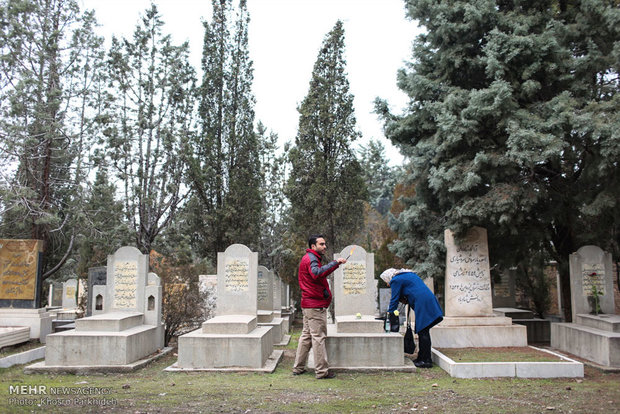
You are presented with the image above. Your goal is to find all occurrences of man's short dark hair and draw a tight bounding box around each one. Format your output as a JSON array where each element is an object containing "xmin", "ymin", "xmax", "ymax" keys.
[{"xmin": 308, "ymin": 234, "xmax": 325, "ymax": 249}]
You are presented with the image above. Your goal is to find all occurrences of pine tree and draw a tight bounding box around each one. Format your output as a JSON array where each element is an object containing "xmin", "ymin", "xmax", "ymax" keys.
[
  {"xmin": 377, "ymin": 0, "xmax": 620, "ymax": 321},
  {"xmin": 185, "ymin": 0, "xmax": 262, "ymax": 260},
  {"xmin": 0, "ymin": 0, "xmax": 107, "ymax": 281},
  {"xmin": 286, "ymin": 20, "xmax": 367, "ymax": 254},
  {"xmin": 105, "ymin": 4, "xmax": 196, "ymax": 254}
]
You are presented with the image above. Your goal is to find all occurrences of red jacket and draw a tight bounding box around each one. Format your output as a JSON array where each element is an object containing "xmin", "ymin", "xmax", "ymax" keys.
[{"xmin": 298, "ymin": 249, "xmax": 340, "ymax": 308}]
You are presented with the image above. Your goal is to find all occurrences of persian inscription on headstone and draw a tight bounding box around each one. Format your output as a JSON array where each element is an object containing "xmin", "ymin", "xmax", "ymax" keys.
[
  {"xmin": 225, "ymin": 258, "xmax": 249, "ymax": 292},
  {"xmin": 343, "ymin": 262, "xmax": 367, "ymax": 295},
  {"xmin": 444, "ymin": 227, "xmax": 493, "ymax": 317},
  {"xmin": 257, "ymin": 270, "xmax": 268, "ymax": 302},
  {"xmin": 113, "ymin": 260, "xmax": 138, "ymax": 309},
  {"xmin": 582, "ymin": 263, "xmax": 605, "ymax": 296},
  {"xmin": 0, "ymin": 239, "xmax": 42, "ymax": 300}
]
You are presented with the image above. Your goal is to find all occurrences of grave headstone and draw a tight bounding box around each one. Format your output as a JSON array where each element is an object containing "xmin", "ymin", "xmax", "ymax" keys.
[
  {"xmin": 49, "ymin": 282, "xmax": 63, "ymax": 307},
  {"xmin": 61, "ymin": 279, "xmax": 78, "ymax": 309},
  {"xmin": 216, "ymin": 244, "xmax": 257, "ymax": 316},
  {"xmin": 432, "ymin": 227, "xmax": 527, "ymax": 348},
  {"xmin": 0, "ymin": 239, "xmax": 51, "ymax": 342},
  {"xmin": 87, "ymin": 266, "xmax": 107, "ymax": 316},
  {"xmin": 334, "ymin": 245, "xmax": 377, "ymax": 317},
  {"xmin": 492, "ymin": 268, "xmax": 516, "ymax": 308},
  {"xmin": 257, "ymin": 265, "xmax": 274, "ymax": 312},
  {"xmin": 173, "ymin": 244, "xmax": 279, "ymax": 371},
  {"xmin": 0, "ymin": 239, "xmax": 44, "ymax": 308},
  {"xmin": 569, "ymin": 245, "xmax": 615, "ymax": 319},
  {"xmin": 104, "ymin": 247, "xmax": 148, "ymax": 313},
  {"xmin": 444, "ymin": 227, "xmax": 493, "ymax": 317},
  {"xmin": 31, "ymin": 246, "xmax": 165, "ymax": 371},
  {"xmin": 551, "ymin": 246, "xmax": 619, "ymax": 367},
  {"xmin": 272, "ymin": 272, "xmax": 282, "ymax": 315}
]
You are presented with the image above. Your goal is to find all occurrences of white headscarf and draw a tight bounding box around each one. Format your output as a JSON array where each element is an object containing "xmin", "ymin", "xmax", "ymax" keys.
[{"xmin": 379, "ymin": 268, "xmax": 413, "ymax": 286}]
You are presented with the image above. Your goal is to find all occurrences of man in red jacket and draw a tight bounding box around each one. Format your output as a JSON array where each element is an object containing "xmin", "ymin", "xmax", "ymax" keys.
[{"xmin": 292, "ymin": 234, "xmax": 346, "ymax": 379}]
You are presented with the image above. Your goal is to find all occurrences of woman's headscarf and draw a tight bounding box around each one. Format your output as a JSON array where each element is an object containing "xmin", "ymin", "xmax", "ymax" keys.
[{"xmin": 379, "ymin": 268, "xmax": 413, "ymax": 286}]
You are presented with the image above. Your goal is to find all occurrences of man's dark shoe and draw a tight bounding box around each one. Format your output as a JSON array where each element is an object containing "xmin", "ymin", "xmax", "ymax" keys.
[
  {"xmin": 414, "ymin": 360, "xmax": 433, "ymax": 369},
  {"xmin": 292, "ymin": 369, "xmax": 307, "ymax": 375},
  {"xmin": 316, "ymin": 371, "xmax": 336, "ymax": 379}
]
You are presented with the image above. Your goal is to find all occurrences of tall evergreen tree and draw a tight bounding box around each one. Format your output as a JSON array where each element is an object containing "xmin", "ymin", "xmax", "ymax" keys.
[
  {"xmin": 0, "ymin": 0, "xmax": 106, "ymax": 280},
  {"xmin": 105, "ymin": 4, "xmax": 195, "ymax": 254},
  {"xmin": 377, "ymin": 0, "xmax": 619, "ymax": 321},
  {"xmin": 185, "ymin": 0, "xmax": 262, "ymax": 259},
  {"xmin": 286, "ymin": 20, "xmax": 367, "ymax": 255}
]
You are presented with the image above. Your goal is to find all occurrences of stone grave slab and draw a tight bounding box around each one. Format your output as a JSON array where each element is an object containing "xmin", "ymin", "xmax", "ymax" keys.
[
  {"xmin": 28, "ymin": 246, "xmax": 165, "ymax": 372},
  {"xmin": 551, "ymin": 245, "xmax": 619, "ymax": 367},
  {"xmin": 172, "ymin": 244, "xmax": 278, "ymax": 371},
  {"xmin": 0, "ymin": 239, "xmax": 51, "ymax": 342},
  {"xmin": 432, "ymin": 228, "xmax": 527, "ymax": 348}
]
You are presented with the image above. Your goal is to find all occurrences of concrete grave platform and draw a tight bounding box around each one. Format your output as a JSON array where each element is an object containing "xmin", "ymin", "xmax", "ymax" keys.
[
  {"xmin": 335, "ymin": 315, "xmax": 384, "ymax": 333},
  {"xmin": 432, "ymin": 347, "xmax": 584, "ymax": 378},
  {"xmin": 202, "ymin": 314, "xmax": 257, "ymax": 334},
  {"xmin": 494, "ymin": 308, "xmax": 550, "ymax": 343},
  {"xmin": 166, "ymin": 349, "xmax": 283, "ymax": 373},
  {"xmin": 258, "ymin": 317, "xmax": 288, "ymax": 346},
  {"xmin": 42, "ymin": 323, "xmax": 164, "ymax": 366},
  {"xmin": 174, "ymin": 325, "xmax": 277, "ymax": 370},
  {"xmin": 25, "ymin": 347, "xmax": 173, "ymax": 374},
  {"xmin": 0, "ymin": 308, "xmax": 52, "ymax": 343},
  {"xmin": 318, "ymin": 324, "xmax": 414, "ymax": 370},
  {"xmin": 0, "ymin": 345, "xmax": 45, "ymax": 368},
  {"xmin": 0, "ymin": 326, "xmax": 30, "ymax": 349},
  {"xmin": 431, "ymin": 316, "xmax": 528, "ymax": 348},
  {"xmin": 551, "ymin": 314, "xmax": 620, "ymax": 368}
]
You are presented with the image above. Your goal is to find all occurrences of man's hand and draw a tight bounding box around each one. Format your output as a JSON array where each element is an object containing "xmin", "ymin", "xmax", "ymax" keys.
[{"xmin": 337, "ymin": 258, "xmax": 347, "ymax": 264}]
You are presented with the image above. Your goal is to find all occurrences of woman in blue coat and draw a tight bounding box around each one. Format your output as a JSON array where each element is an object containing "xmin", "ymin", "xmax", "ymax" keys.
[{"xmin": 380, "ymin": 268, "xmax": 443, "ymax": 368}]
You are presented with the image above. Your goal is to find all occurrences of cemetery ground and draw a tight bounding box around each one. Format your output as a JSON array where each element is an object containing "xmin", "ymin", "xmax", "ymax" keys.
[{"xmin": 0, "ymin": 328, "xmax": 619, "ymax": 413}]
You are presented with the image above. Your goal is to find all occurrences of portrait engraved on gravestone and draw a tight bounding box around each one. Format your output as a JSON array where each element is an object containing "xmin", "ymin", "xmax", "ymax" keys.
[
  {"xmin": 113, "ymin": 260, "xmax": 138, "ymax": 309},
  {"xmin": 225, "ymin": 258, "xmax": 249, "ymax": 292}
]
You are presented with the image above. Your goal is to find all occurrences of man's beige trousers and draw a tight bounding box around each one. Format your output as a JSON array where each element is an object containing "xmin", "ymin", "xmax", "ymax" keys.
[{"xmin": 293, "ymin": 307, "xmax": 329, "ymax": 378}]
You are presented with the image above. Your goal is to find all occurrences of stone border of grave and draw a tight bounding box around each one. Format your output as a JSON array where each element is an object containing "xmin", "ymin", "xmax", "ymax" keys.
[
  {"xmin": 0, "ymin": 346, "xmax": 45, "ymax": 368},
  {"xmin": 164, "ymin": 349, "xmax": 283, "ymax": 373},
  {"xmin": 431, "ymin": 346, "xmax": 584, "ymax": 378},
  {"xmin": 24, "ymin": 346, "xmax": 174, "ymax": 374}
]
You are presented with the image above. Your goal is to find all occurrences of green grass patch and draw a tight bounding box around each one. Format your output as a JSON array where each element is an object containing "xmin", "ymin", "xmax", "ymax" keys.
[
  {"xmin": 0, "ymin": 328, "xmax": 618, "ymax": 413},
  {"xmin": 436, "ymin": 347, "xmax": 566, "ymax": 362}
]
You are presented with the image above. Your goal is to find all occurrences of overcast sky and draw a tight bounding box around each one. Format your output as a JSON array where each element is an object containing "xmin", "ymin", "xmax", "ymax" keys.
[{"xmin": 81, "ymin": 0, "xmax": 420, "ymax": 165}]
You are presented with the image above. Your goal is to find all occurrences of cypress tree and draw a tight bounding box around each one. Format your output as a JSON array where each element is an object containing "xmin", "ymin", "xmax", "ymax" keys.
[
  {"xmin": 186, "ymin": 0, "xmax": 262, "ymax": 259},
  {"xmin": 286, "ymin": 20, "xmax": 367, "ymax": 254}
]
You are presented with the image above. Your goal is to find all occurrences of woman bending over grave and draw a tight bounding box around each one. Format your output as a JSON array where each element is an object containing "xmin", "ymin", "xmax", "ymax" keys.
[{"xmin": 380, "ymin": 268, "xmax": 443, "ymax": 368}]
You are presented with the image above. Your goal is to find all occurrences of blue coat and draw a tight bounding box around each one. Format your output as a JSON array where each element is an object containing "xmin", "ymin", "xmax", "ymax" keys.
[{"xmin": 388, "ymin": 272, "xmax": 443, "ymax": 333}]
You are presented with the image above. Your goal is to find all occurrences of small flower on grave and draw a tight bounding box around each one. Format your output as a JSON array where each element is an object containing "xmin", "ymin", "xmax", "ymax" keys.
[
  {"xmin": 356, "ymin": 313, "xmax": 361, "ymax": 319},
  {"xmin": 393, "ymin": 310, "xmax": 399, "ymax": 316}
]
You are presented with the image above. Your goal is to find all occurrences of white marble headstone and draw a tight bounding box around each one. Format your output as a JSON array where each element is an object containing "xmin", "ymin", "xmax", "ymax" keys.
[
  {"xmin": 216, "ymin": 244, "xmax": 258, "ymax": 316},
  {"xmin": 62, "ymin": 279, "xmax": 78, "ymax": 309},
  {"xmin": 569, "ymin": 245, "xmax": 615, "ymax": 319},
  {"xmin": 334, "ymin": 245, "xmax": 377, "ymax": 317},
  {"xmin": 444, "ymin": 227, "xmax": 493, "ymax": 317},
  {"xmin": 257, "ymin": 265, "xmax": 274, "ymax": 311},
  {"xmin": 105, "ymin": 246, "xmax": 148, "ymax": 313}
]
